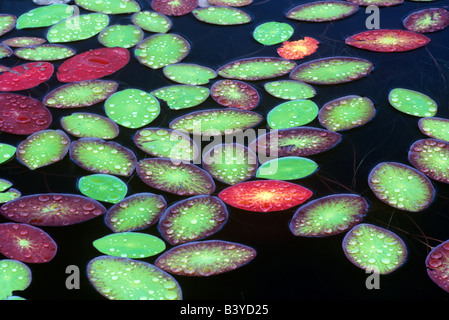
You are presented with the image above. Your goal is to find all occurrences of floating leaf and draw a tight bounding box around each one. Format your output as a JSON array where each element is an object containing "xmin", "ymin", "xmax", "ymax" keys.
[
  {"xmin": 345, "ymin": 29, "xmax": 430, "ymax": 52},
  {"xmin": 70, "ymin": 138, "xmax": 137, "ymax": 177},
  {"xmin": 57, "ymin": 47, "xmax": 130, "ymax": 82},
  {"xmin": 203, "ymin": 143, "xmax": 257, "ymax": 185},
  {"xmin": 0, "ymin": 14, "xmax": 16, "ymax": 37},
  {"xmin": 134, "ymin": 33, "xmax": 190, "ymax": 69},
  {"xmin": 93, "ymin": 232, "xmax": 166, "ymax": 258},
  {"xmin": 132, "ymin": 11, "xmax": 172, "ymax": 33},
  {"xmin": 87, "ymin": 256, "xmax": 182, "ymax": 300},
  {"xmin": 47, "ymin": 13, "xmax": 110, "ymax": 43},
  {"xmin": 14, "ymin": 44, "xmax": 76, "ymax": 61},
  {"xmin": 61, "ymin": 112, "xmax": 119, "ymax": 140},
  {"xmin": 169, "ymin": 108, "xmax": 263, "ymax": 136},
  {"xmin": 218, "ymin": 57, "xmax": 297, "ymax": 81},
  {"xmin": 0, "ymin": 178, "xmax": 21, "ymax": 204},
  {"xmin": 277, "ymin": 37, "xmax": 320, "ymax": 60},
  {"xmin": 253, "ymin": 21, "xmax": 294, "ymax": 45},
  {"xmin": 256, "ymin": 156, "xmax": 318, "ymax": 180},
  {"xmin": 0, "ymin": 143, "xmax": 16, "ymax": 165},
  {"xmin": 16, "ymin": 4, "xmax": 74, "ymax": 29},
  {"xmin": 408, "ymin": 139, "xmax": 449, "ymax": 184},
  {"xmin": 211, "ymin": 80, "xmax": 259, "ymax": 110},
  {"xmin": 75, "ymin": 0, "xmax": 140, "ymax": 14},
  {"xmin": 192, "ymin": 7, "xmax": 252, "ymax": 25},
  {"xmin": 163, "ymin": 63, "xmax": 216, "ymax": 85},
  {"xmin": 105, "ymin": 193, "xmax": 167, "ymax": 233},
  {"xmin": 16, "ymin": 129, "xmax": 70, "ymax": 170},
  {"xmin": 44, "ymin": 80, "xmax": 118, "ymax": 109},
  {"xmin": 267, "ymin": 99, "xmax": 319, "ymax": 129},
  {"xmin": 264, "ymin": 80, "xmax": 316, "ymax": 100},
  {"xmin": 133, "ymin": 127, "xmax": 199, "ymax": 162},
  {"xmin": 0, "ymin": 193, "xmax": 107, "ymax": 226},
  {"xmin": 368, "ymin": 162, "xmax": 435, "ymax": 212},
  {"xmin": 342, "ymin": 223, "xmax": 407, "ymax": 274},
  {"xmin": 3, "ymin": 37, "xmax": 46, "ymax": 48},
  {"xmin": 418, "ymin": 117, "xmax": 449, "ymax": 142},
  {"xmin": 403, "ymin": 8, "xmax": 449, "ymax": 33},
  {"xmin": 0, "ymin": 44, "xmax": 12, "ymax": 59},
  {"xmin": 151, "ymin": 85, "xmax": 209, "ymax": 110},
  {"xmin": 137, "ymin": 158, "xmax": 215, "ymax": 196},
  {"xmin": 105, "ymin": 89, "xmax": 160, "ymax": 128},
  {"xmin": 346, "ymin": 0, "xmax": 403, "ymax": 5},
  {"xmin": 287, "ymin": 1, "xmax": 358, "ymax": 22},
  {"xmin": 98, "ymin": 24, "xmax": 144, "ymax": 48},
  {"xmin": 388, "ymin": 88, "xmax": 437, "ymax": 117},
  {"xmin": 426, "ymin": 239, "xmax": 449, "ymax": 293},
  {"xmin": 155, "ymin": 240, "xmax": 256, "ymax": 276},
  {"xmin": 290, "ymin": 194, "xmax": 367, "ymax": 237},
  {"xmin": 0, "ymin": 62, "xmax": 54, "ymax": 91},
  {"xmin": 0, "ymin": 93, "xmax": 52, "ymax": 135},
  {"xmin": 0, "ymin": 259, "xmax": 31, "ymax": 300},
  {"xmin": 78, "ymin": 174, "xmax": 128, "ymax": 204},
  {"xmin": 290, "ymin": 56, "xmax": 373, "ymax": 85},
  {"xmin": 208, "ymin": 0, "xmax": 253, "ymax": 6},
  {"xmin": 250, "ymin": 127, "xmax": 342, "ymax": 159},
  {"xmin": 151, "ymin": 0, "xmax": 198, "ymax": 16},
  {"xmin": 0, "ymin": 223, "xmax": 57, "ymax": 263},
  {"xmin": 158, "ymin": 195, "xmax": 228, "ymax": 245},
  {"xmin": 318, "ymin": 95, "xmax": 376, "ymax": 131},
  {"xmin": 33, "ymin": 0, "xmax": 72, "ymax": 4},
  {"xmin": 218, "ymin": 180, "xmax": 313, "ymax": 212}
]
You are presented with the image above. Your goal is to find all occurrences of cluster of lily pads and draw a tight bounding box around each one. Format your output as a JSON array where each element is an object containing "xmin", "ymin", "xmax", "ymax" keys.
[{"xmin": 0, "ymin": 0, "xmax": 448, "ymax": 300}]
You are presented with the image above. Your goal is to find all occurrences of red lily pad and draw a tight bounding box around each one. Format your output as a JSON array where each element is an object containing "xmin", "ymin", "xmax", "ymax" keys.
[
  {"xmin": 0, "ymin": 223, "xmax": 57, "ymax": 263},
  {"xmin": 403, "ymin": 8, "xmax": 449, "ymax": 33},
  {"xmin": 0, "ymin": 93, "xmax": 52, "ymax": 135},
  {"xmin": 426, "ymin": 239, "xmax": 449, "ymax": 293},
  {"xmin": 0, "ymin": 62, "xmax": 54, "ymax": 91},
  {"xmin": 0, "ymin": 193, "xmax": 107, "ymax": 226},
  {"xmin": 345, "ymin": 29, "xmax": 430, "ymax": 52},
  {"xmin": 218, "ymin": 180, "xmax": 313, "ymax": 212},
  {"xmin": 210, "ymin": 79, "xmax": 260, "ymax": 110},
  {"xmin": 151, "ymin": 0, "xmax": 198, "ymax": 16},
  {"xmin": 57, "ymin": 47, "xmax": 130, "ymax": 82}
]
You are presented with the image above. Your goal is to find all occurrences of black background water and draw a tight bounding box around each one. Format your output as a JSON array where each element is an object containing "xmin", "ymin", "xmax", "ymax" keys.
[{"xmin": 0, "ymin": 0, "xmax": 448, "ymax": 303}]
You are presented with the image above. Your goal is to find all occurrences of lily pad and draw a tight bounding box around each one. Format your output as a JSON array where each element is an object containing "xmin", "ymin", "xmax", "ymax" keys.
[
  {"xmin": 208, "ymin": 0, "xmax": 253, "ymax": 6},
  {"xmin": 346, "ymin": 0, "xmax": 403, "ymax": 6},
  {"xmin": 202, "ymin": 143, "xmax": 258, "ymax": 185},
  {"xmin": 256, "ymin": 156, "xmax": 318, "ymax": 180},
  {"xmin": 105, "ymin": 193, "xmax": 167, "ymax": 233},
  {"xmin": 264, "ymin": 80, "xmax": 316, "ymax": 100},
  {"xmin": 408, "ymin": 139, "xmax": 449, "ymax": 184},
  {"xmin": 169, "ymin": 108, "xmax": 263, "ymax": 136},
  {"xmin": 342, "ymin": 223, "xmax": 408, "ymax": 274},
  {"xmin": 137, "ymin": 158, "xmax": 216, "ymax": 196},
  {"xmin": 290, "ymin": 56, "xmax": 373, "ymax": 85},
  {"xmin": 418, "ymin": 117, "xmax": 449, "ymax": 142},
  {"xmin": 0, "ymin": 44, "xmax": 12, "ymax": 59},
  {"xmin": 87, "ymin": 256, "xmax": 182, "ymax": 300},
  {"xmin": 105, "ymin": 89, "xmax": 160, "ymax": 128},
  {"xmin": 151, "ymin": 0, "xmax": 198, "ymax": 16},
  {"xmin": 75, "ymin": 0, "xmax": 140, "ymax": 14},
  {"xmin": 426, "ymin": 239, "xmax": 449, "ymax": 293},
  {"xmin": 16, "ymin": 4, "xmax": 74, "ymax": 29},
  {"xmin": 155, "ymin": 240, "xmax": 256, "ymax": 276},
  {"xmin": 44, "ymin": 80, "xmax": 118, "ymax": 108},
  {"xmin": 47, "ymin": 13, "xmax": 110, "ymax": 43},
  {"xmin": 0, "ymin": 259, "xmax": 31, "ymax": 300},
  {"xmin": 0, "ymin": 62, "xmax": 54, "ymax": 91},
  {"xmin": 163, "ymin": 63, "xmax": 216, "ymax": 85},
  {"xmin": 345, "ymin": 29, "xmax": 430, "ymax": 52},
  {"xmin": 192, "ymin": 6, "xmax": 252, "ymax": 25},
  {"xmin": 218, "ymin": 180, "xmax": 313, "ymax": 212},
  {"xmin": 132, "ymin": 11, "xmax": 172, "ymax": 33},
  {"xmin": 78, "ymin": 174, "xmax": 128, "ymax": 204},
  {"xmin": 14, "ymin": 44, "xmax": 76, "ymax": 61},
  {"xmin": 368, "ymin": 162, "xmax": 435, "ymax": 212},
  {"xmin": 2, "ymin": 37, "xmax": 46, "ymax": 48},
  {"xmin": 158, "ymin": 195, "xmax": 229, "ymax": 245},
  {"xmin": 0, "ymin": 193, "xmax": 107, "ymax": 226},
  {"xmin": 98, "ymin": 24, "xmax": 144, "ymax": 48},
  {"xmin": 267, "ymin": 99, "xmax": 319, "ymax": 129},
  {"xmin": 0, "ymin": 143, "xmax": 16, "ymax": 165},
  {"xmin": 61, "ymin": 112, "xmax": 119, "ymax": 140},
  {"xmin": 388, "ymin": 88, "xmax": 437, "ymax": 117},
  {"xmin": 211, "ymin": 79, "xmax": 259, "ymax": 110},
  {"xmin": 277, "ymin": 37, "xmax": 320, "ymax": 60},
  {"xmin": 151, "ymin": 85, "xmax": 209, "ymax": 110},
  {"xmin": 218, "ymin": 57, "xmax": 297, "ymax": 81},
  {"xmin": 70, "ymin": 138, "xmax": 137, "ymax": 177},
  {"xmin": 133, "ymin": 127, "xmax": 199, "ymax": 162},
  {"xmin": 287, "ymin": 1, "xmax": 358, "ymax": 22},
  {"xmin": 0, "ymin": 14, "xmax": 16, "ymax": 37},
  {"xmin": 403, "ymin": 8, "xmax": 449, "ymax": 33},
  {"xmin": 16, "ymin": 129, "xmax": 70, "ymax": 170},
  {"xmin": 93, "ymin": 232, "xmax": 166, "ymax": 258},
  {"xmin": 253, "ymin": 21, "xmax": 294, "ymax": 45},
  {"xmin": 290, "ymin": 194, "xmax": 368, "ymax": 237},
  {"xmin": 135, "ymin": 33, "xmax": 190, "ymax": 69},
  {"xmin": 318, "ymin": 95, "xmax": 376, "ymax": 131}
]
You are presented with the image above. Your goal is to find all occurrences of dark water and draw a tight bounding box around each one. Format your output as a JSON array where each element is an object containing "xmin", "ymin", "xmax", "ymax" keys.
[{"xmin": 0, "ymin": 0, "xmax": 449, "ymax": 305}]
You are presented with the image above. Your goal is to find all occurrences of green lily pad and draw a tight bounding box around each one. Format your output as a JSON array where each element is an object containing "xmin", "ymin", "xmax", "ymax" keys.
[
  {"xmin": 132, "ymin": 11, "xmax": 172, "ymax": 33},
  {"xmin": 3, "ymin": 37, "xmax": 46, "ymax": 48},
  {"xmin": 0, "ymin": 14, "xmax": 16, "ymax": 37},
  {"xmin": 388, "ymin": 88, "xmax": 437, "ymax": 117},
  {"xmin": 264, "ymin": 80, "xmax": 316, "ymax": 100},
  {"xmin": 151, "ymin": 85, "xmax": 209, "ymax": 110},
  {"xmin": 253, "ymin": 21, "xmax": 294, "ymax": 45},
  {"xmin": 0, "ymin": 44, "xmax": 12, "ymax": 59},
  {"xmin": 267, "ymin": 99, "xmax": 319, "ymax": 129},
  {"xmin": 287, "ymin": 1, "xmax": 359, "ymax": 22},
  {"xmin": 256, "ymin": 156, "xmax": 318, "ymax": 180},
  {"xmin": 16, "ymin": 4, "xmax": 74, "ymax": 29},
  {"xmin": 98, "ymin": 24, "xmax": 144, "ymax": 48},
  {"xmin": 0, "ymin": 143, "xmax": 16, "ymax": 165},
  {"xmin": 75, "ymin": 0, "xmax": 140, "ymax": 14},
  {"xmin": 0, "ymin": 259, "xmax": 32, "ymax": 300},
  {"xmin": 78, "ymin": 174, "xmax": 128, "ymax": 204},
  {"xmin": 14, "ymin": 44, "xmax": 76, "ymax": 61},
  {"xmin": 61, "ymin": 112, "xmax": 120, "ymax": 140},
  {"xmin": 418, "ymin": 117, "xmax": 449, "ymax": 142},
  {"xmin": 192, "ymin": 7, "xmax": 252, "ymax": 25},
  {"xmin": 163, "ymin": 63, "xmax": 217, "ymax": 85},
  {"xmin": 208, "ymin": 0, "xmax": 253, "ymax": 6},
  {"xmin": 409, "ymin": 139, "xmax": 449, "ymax": 184}
]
